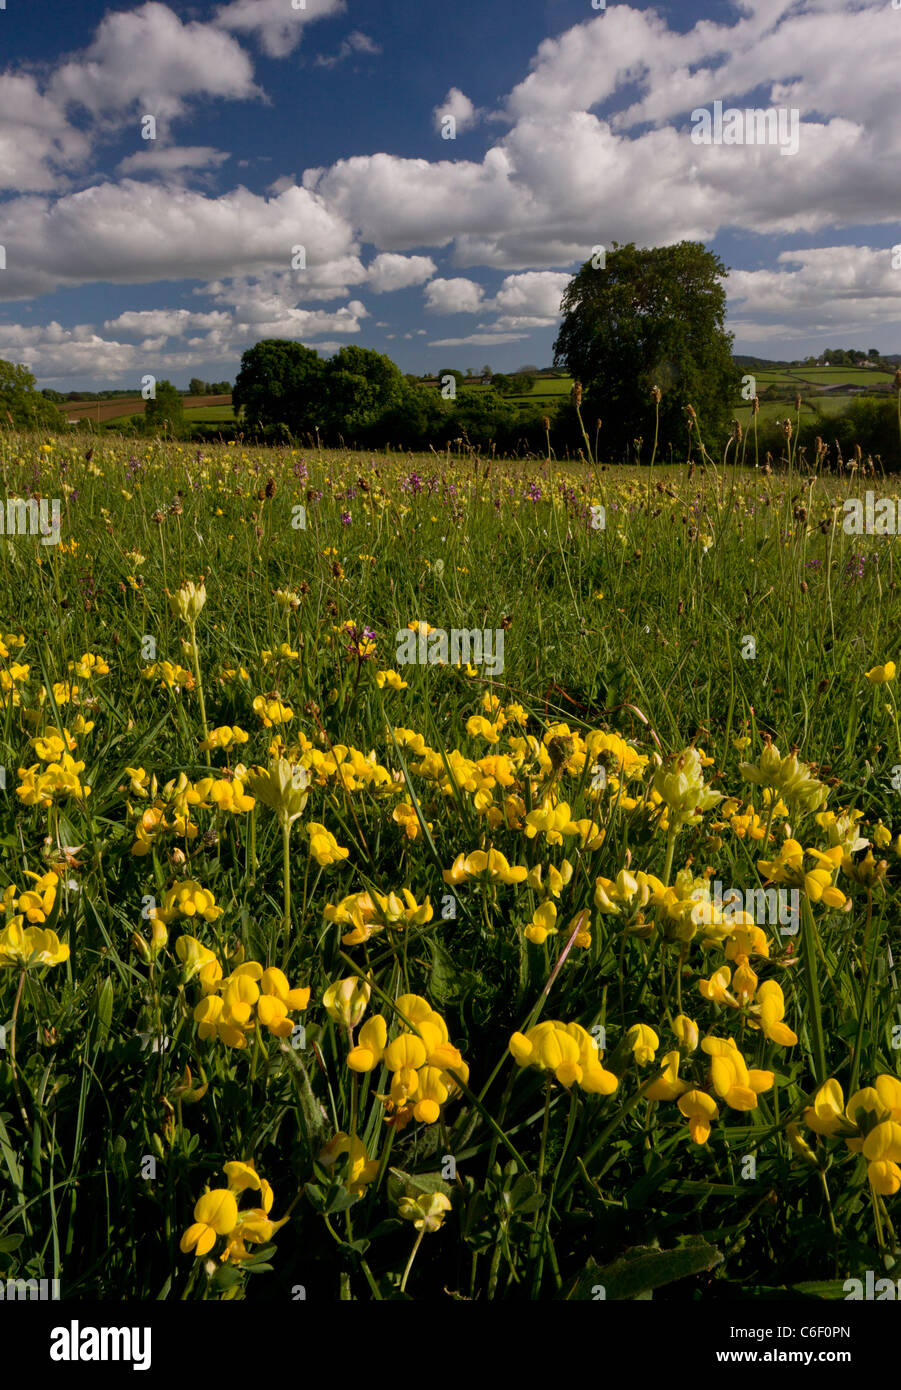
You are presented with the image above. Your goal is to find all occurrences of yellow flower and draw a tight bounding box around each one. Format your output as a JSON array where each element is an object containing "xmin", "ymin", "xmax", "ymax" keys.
[
  {"xmin": 168, "ymin": 578, "xmax": 207, "ymax": 627},
  {"xmin": 319, "ymin": 1133, "xmax": 380, "ymax": 1196},
  {"xmin": 307, "ymin": 823, "xmax": 350, "ymax": 867},
  {"xmin": 252, "ymin": 695, "xmax": 294, "ymax": 727},
  {"xmin": 753, "ymin": 979, "xmax": 798, "ymax": 1046},
  {"xmin": 527, "ymin": 860, "xmax": 573, "ymax": 898},
  {"xmin": 0, "ymin": 920, "xmax": 70, "ymax": 969},
  {"xmin": 199, "ymin": 725, "xmax": 250, "ymax": 752},
  {"xmin": 442, "ymin": 848, "xmax": 527, "ymax": 886},
  {"xmin": 803, "ymin": 1079, "xmax": 851, "ymax": 1136},
  {"xmin": 698, "ymin": 965, "xmax": 734, "ymax": 1005},
  {"xmin": 524, "ymin": 900, "xmax": 558, "ymax": 945},
  {"xmin": 323, "ymin": 976, "xmax": 371, "ymax": 1028},
  {"xmin": 524, "ymin": 799, "xmax": 577, "ymax": 844},
  {"xmin": 398, "ymin": 1191, "xmax": 451, "ymax": 1233},
  {"xmin": 509, "ymin": 1020, "xmax": 618, "ymax": 1093},
  {"xmin": 678, "ymin": 1090, "xmax": 718, "ymax": 1145},
  {"xmin": 646, "ymin": 1050, "xmax": 690, "ymax": 1102},
  {"xmin": 626, "ymin": 1024, "xmax": 659, "ymax": 1066},
  {"xmin": 651, "ymin": 746, "xmax": 722, "ymax": 827},
  {"xmin": 872, "ymin": 821, "xmax": 892, "ymax": 850},
  {"xmin": 865, "ymin": 661, "xmax": 896, "ymax": 684},
  {"xmin": 247, "ymin": 758, "xmax": 309, "ymax": 828},
  {"xmin": 702, "ymin": 1036, "xmax": 773, "ymax": 1111},
  {"xmin": 672, "ymin": 1015, "xmax": 699, "ymax": 1052},
  {"xmin": 68, "ymin": 652, "xmax": 109, "ymax": 680},
  {"xmin": 757, "ymin": 839, "xmax": 846, "ymax": 907},
  {"xmin": 150, "ymin": 879, "xmax": 222, "ymax": 925},
  {"xmin": 347, "ymin": 1015, "xmax": 388, "ymax": 1071},
  {"xmin": 175, "ymin": 934, "xmax": 223, "ymax": 990},
  {"xmin": 392, "ymin": 800, "xmax": 430, "ymax": 840},
  {"xmin": 180, "ymin": 1188, "xmax": 238, "ymax": 1257},
  {"xmin": 376, "ymin": 669, "xmax": 408, "ymax": 690},
  {"xmin": 867, "ymin": 1161, "xmax": 901, "ymax": 1195},
  {"xmin": 257, "ymin": 967, "xmax": 310, "ymax": 1036}
]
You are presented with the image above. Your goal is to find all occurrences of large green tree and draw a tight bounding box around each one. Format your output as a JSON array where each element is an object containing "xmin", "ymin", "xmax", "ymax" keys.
[
  {"xmin": 144, "ymin": 379, "xmax": 184, "ymax": 436},
  {"xmin": 0, "ymin": 359, "xmax": 65, "ymax": 429},
  {"xmin": 553, "ymin": 241, "xmax": 741, "ymax": 459},
  {"xmin": 320, "ymin": 346, "xmax": 408, "ymax": 443},
  {"xmin": 232, "ymin": 340, "xmax": 324, "ymax": 438}
]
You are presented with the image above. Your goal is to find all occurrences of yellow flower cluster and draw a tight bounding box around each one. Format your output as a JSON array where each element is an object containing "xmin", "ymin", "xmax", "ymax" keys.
[
  {"xmin": 341, "ymin": 990, "xmax": 468, "ymax": 1127},
  {"xmin": 127, "ymin": 769, "xmax": 255, "ymax": 854},
  {"xmin": 799, "ymin": 1076, "xmax": 901, "ymax": 1194},
  {"xmin": 142, "ymin": 660, "xmax": 195, "ymax": 691},
  {"xmin": 180, "ymin": 1160, "xmax": 288, "ymax": 1262},
  {"xmin": 647, "ymin": 1035, "xmax": 774, "ymax": 1144},
  {"xmin": 0, "ymin": 919, "xmax": 69, "ymax": 968},
  {"xmin": 2, "ymin": 869, "xmax": 59, "ymax": 924},
  {"xmin": 738, "ymin": 741, "xmax": 828, "ymax": 813},
  {"xmin": 699, "ymin": 966, "xmax": 798, "ymax": 1046},
  {"xmin": 324, "ymin": 889, "xmax": 433, "ymax": 946},
  {"xmin": 252, "ymin": 695, "xmax": 293, "ymax": 726},
  {"xmin": 67, "ymin": 652, "xmax": 109, "ymax": 679},
  {"xmin": 757, "ymin": 840, "xmax": 847, "ymax": 907},
  {"xmin": 189, "ymin": 952, "xmax": 310, "ymax": 1049},
  {"xmin": 443, "ymin": 848, "xmax": 527, "ymax": 885},
  {"xmin": 267, "ymin": 737, "xmax": 395, "ymax": 796},
  {"xmin": 509, "ymin": 1021, "xmax": 619, "ymax": 1092},
  {"xmin": 149, "ymin": 880, "xmax": 223, "ymax": 925},
  {"xmin": 0, "ymin": 658, "xmax": 30, "ymax": 709},
  {"xmin": 17, "ymin": 753, "xmax": 91, "ymax": 807},
  {"xmin": 198, "ymin": 725, "xmax": 249, "ymax": 752}
]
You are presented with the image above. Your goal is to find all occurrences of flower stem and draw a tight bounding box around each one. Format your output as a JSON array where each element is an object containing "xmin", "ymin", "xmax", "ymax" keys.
[
  {"xmin": 800, "ymin": 894, "xmax": 827, "ymax": 1086},
  {"xmin": 399, "ymin": 1227, "xmax": 425, "ymax": 1294}
]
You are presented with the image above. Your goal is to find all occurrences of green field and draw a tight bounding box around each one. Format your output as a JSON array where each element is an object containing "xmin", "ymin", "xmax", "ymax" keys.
[
  {"xmin": 1, "ymin": 428, "xmax": 900, "ymax": 1303},
  {"xmin": 183, "ymin": 404, "xmax": 237, "ymax": 422},
  {"xmin": 733, "ymin": 394, "xmax": 882, "ymax": 426},
  {"xmin": 746, "ymin": 366, "xmax": 895, "ymax": 390}
]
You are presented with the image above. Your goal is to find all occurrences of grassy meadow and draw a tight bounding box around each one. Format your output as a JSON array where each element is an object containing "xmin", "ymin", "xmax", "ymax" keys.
[{"xmin": 0, "ymin": 429, "xmax": 900, "ymax": 1301}]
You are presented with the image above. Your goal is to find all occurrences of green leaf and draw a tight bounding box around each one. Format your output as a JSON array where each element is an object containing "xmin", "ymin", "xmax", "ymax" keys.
[
  {"xmin": 388, "ymin": 1167, "xmax": 454, "ymax": 1200},
  {"xmin": 564, "ymin": 1238, "xmax": 723, "ymax": 1300},
  {"xmin": 95, "ymin": 977, "xmax": 114, "ymax": 1043},
  {"xmin": 429, "ymin": 938, "xmax": 457, "ymax": 1005}
]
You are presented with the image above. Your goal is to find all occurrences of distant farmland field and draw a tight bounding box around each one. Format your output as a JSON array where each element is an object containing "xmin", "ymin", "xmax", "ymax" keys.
[
  {"xmin": 63, "ymin": 393, "xmax": 232, "ymax": 424},
  {"xmin": 733, "ymin": 393, "xmax": 879, "ymax": 426},
  {"xmin": 746, "ymin": 366, "xmax": 895, "ymax": 390}
]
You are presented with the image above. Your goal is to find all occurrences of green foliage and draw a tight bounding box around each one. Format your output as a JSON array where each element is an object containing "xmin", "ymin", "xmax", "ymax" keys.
[
  {"xmin": 553, "ymin": 241, "xmax": 742, "ymax": 459},
  {"xmin": 143, "ymin": 380, "xmax": 185, "ymax": 437},
  {"xmin": 0, "ymin": 359, "xmax": 66, "ymax": 430},
  {"xmin": 188, "ymin": 378, "xmax": 231, "ymax": 396},
  {"xmin": 0, "ymin": 432, "xmax": 899, "ymax": 1301},
  {"xmin": 232, "ymin": 339, "xmax": 325, "ymax": 439},
  {"xmin": 320, "ymin": 346, "xmax": 409, "ymax": 444}
]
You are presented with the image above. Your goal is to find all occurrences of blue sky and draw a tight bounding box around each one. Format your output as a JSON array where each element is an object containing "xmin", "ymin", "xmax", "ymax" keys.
[{"xmin": 1, "ymin": 0, "xmax": 900, "ymax": 388}]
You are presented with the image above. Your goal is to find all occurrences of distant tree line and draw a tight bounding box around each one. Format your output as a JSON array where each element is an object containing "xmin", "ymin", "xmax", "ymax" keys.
[
  {"xmin": 40, "ymin": 387, "xmax": 141, "ymax": 402},
  {"xmin": 187, "ymin": 378, "xmax": 231, "ymax": 395},
  {"xmin": 231, "ymin": 341, "xmax": 556, "ymax": 452}
]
